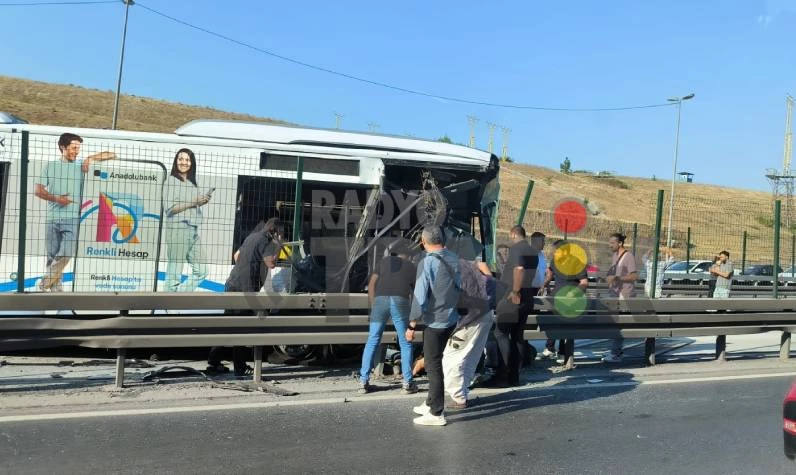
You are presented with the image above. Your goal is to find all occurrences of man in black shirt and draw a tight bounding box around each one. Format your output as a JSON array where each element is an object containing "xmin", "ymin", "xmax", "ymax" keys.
[
  {"xmin": 358, "ymin": 240, "xmax": 418, "ymax": 394},
  {"xmin": 493, "ymin": 225, "xmax": 538, "ymax": 387},
  {"xmin": 207, "ymin": 218, "xmax": 283, "ymax": 376}
]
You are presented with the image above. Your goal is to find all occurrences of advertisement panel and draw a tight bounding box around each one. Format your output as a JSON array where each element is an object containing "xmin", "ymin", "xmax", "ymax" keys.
[{"xmin": 73, "ymin": 161, "xmax": 165, "ymax": 292}]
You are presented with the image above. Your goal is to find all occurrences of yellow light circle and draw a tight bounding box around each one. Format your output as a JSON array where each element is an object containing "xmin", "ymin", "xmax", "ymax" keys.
[{"xmin": 552, "ymin": 242, "xmax": 588, "ymax": 277}]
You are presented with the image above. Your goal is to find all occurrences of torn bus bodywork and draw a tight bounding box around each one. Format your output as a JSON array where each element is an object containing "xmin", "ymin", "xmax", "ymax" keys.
[{"xmin": 285, "ymin": 155, "xmax": 501, "ymax": 295}]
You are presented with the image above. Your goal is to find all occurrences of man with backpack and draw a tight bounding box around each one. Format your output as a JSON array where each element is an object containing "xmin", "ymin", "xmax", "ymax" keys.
[
  {"xmin": 442, "ymin": 257, "xmax": 495, "ymax": 409},
  {"xmin": 407, "ymin": 226, "xmax": 461, "ymax": 427}
]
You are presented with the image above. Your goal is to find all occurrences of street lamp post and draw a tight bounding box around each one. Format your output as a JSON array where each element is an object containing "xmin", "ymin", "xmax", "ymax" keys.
[
  {"xmin": 666, "ymin": 93, "xmax": 695, "ymax": 247},
  {"xmin": 112, "ymin": 0, "xmax": 134, "ymax": 130}
]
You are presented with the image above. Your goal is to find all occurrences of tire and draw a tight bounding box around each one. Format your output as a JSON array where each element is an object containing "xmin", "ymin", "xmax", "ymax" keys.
[{"xmin": 269, "ymin": 344, "xmax": 318, "ymax": 365}]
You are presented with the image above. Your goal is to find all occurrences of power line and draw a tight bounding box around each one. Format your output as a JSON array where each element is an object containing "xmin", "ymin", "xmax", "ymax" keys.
[
  {"xmin": 0, "ymin": 1, "xmax": 115, "ymax": 5},
  {"xmin": 134, "ymin": 1, "xmax": 675, "ymax": 113}
]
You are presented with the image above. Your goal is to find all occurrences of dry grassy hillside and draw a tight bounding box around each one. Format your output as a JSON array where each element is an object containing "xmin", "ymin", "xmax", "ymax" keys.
[
  {"xmin": 0, "ymin": 75, "xmax": 288, "ymax": 132},
  {"xmin": 497, "ymin": 162, "xmax": 782, "ymax": 266},
  {"xmin": 2, "ymin": 75, "xmax": 784, "ymax": 265}
]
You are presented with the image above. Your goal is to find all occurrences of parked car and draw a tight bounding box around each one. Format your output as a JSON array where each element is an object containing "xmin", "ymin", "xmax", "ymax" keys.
[
  {"xmin": 665, "ymin": 260, "xmax": 714, "ymax": 274},
  {"xmin": 586, "ymin": 263, "xmax": 599, "ymax": 282},
  {"xmin": 661, "ymin": 259, "xmax": 714, "ymax": 284},
  {"xmin": 779, "ymin": 266, "xmax": 796, "ymax": 279},
  {"xmin": 784, "ymin": 380, "xmax": 796, "ymax": 460},
  {"xmin": 742, "ymin": 264, "xmax": 782, "ymax": 276},
  {"xmin": 0, "ymin": 111, "xmax": 27, "ymax": 124}
]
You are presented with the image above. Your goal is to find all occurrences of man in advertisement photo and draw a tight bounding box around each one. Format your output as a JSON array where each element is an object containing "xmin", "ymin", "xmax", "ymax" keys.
[{"xmin": 34, "ymin": 132, "xmax": 116, "ymax": 292}]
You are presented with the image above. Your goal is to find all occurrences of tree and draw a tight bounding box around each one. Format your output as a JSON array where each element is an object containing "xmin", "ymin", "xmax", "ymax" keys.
[
  {"xmin": 437, "ymin": 135, "xmax": 453, "ymax": 144},
  {"xmin": 560, "ymin": 156, "xmax": 572, "ymax": 174}
]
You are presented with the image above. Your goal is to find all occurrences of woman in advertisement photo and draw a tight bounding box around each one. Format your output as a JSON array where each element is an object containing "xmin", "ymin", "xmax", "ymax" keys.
[{"xmin": 163, "ymin": 148, "xmax": 211, "ymax": 292}]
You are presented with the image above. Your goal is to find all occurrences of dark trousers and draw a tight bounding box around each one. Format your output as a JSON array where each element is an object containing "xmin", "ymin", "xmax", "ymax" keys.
[
  {"xmin": 494, "ymin": 289, "xmax": 533, "ymax": 384},
  {"xmin": 208, "ymin": 344, "xmax": 250, "ymax": 371},
  {"xmin": 208, "ymin": 307, "xmax": 252, "ymax": 372},
  {"xmin": 423, "ymin": 325, "xmax": 454, "ymax": 416}
]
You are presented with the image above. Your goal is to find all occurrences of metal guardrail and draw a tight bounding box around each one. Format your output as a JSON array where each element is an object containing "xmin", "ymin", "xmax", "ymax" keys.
[
  {"xmin": 584, "ymin": 281, "xmax": 796, "ymax": 298},
  {"xmin": 3, "ymin": 293, "xmax": 796, "ymax": 386},
  {"xmin": 531, "ymin": 297, "xmax": 796, "ymax": 369}
]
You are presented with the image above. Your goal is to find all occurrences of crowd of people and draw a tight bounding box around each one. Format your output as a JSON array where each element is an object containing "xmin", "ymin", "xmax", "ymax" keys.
[{"xmin": 355, "ymin": 224, "xmax": 626, "ymax": 426}]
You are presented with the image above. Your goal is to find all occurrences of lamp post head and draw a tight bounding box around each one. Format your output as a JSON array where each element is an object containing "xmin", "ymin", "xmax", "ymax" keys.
[{"xmin": 668, "ymin": 93, "xmax": 695, "ymax": 103}]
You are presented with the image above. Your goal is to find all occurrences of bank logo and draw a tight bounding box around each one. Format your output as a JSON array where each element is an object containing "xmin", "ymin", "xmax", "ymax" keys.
[
  {"xmin": 80, "ymin": 192, "xmax": 160, "ymax": 244},
  {"xmin": 93, "ymin": 168, "xmax": 158, "ymax": 182}
]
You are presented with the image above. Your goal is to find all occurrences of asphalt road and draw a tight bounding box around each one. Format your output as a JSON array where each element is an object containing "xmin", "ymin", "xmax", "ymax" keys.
[{"xmin": 1, "ymin": 376, "xmax": 794, "ymax": 474}]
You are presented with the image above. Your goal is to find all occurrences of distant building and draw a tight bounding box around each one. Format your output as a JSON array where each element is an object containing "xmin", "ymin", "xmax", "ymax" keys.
[{"xmin": 678, "ymin": 171, "xmax": 694, "ymax": 183}]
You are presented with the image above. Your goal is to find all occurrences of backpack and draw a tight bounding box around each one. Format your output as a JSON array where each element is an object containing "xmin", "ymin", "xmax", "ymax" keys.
[{"xmin": 455, "ymin": 259, "xmax": 495, "ymax": 328}]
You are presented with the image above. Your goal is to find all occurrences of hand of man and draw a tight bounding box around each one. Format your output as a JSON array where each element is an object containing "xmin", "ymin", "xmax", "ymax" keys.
[
  {"xmin": 510, "ymin": 292, "xmax": 521, "ymax": 305},
  {"xmin": 56, "ymin": 194, "xmax": 73, "ymax": 206},
  {"xmin": 405, "ymin": 328, "xmax": 415, "ymax": 342},
  {"xmin": 81, "ymin": 158, "xmax": 91, "ymax": 173}
]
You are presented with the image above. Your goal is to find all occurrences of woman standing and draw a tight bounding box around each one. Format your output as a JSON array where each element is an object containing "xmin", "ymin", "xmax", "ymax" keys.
[{"xmin": 164, "ymin": 148, "xmax": 210, "ymax": 292}]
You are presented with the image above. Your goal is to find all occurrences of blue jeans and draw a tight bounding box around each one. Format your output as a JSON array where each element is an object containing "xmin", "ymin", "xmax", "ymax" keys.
[{"xmin": 359, "ymin": 296, "xmax": 413, "ymax": 384}]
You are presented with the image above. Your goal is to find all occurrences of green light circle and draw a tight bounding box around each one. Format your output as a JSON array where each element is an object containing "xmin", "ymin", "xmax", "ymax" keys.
[{"xmin": 553, "ymin": 285, "xmax": 587, "ymax": 319}]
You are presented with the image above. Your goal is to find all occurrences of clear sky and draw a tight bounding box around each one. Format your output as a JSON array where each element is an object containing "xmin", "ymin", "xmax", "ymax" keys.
[{"xmin": 2, "ymin": 0, "xmax": 795, "ymax": 191}]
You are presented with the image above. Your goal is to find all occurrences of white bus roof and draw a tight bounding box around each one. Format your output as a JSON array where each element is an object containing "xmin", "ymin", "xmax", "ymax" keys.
[{"xmin": 175, "ymin": 120, "xmax": 494, "ymax": 164}]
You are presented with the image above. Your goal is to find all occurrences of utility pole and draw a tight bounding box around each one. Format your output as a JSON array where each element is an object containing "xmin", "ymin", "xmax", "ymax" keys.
[
  {"xmin": 367, "ymin": 122, "xmax": 380, "ymax": 133},
  {"xmin": 333, "ymin": 112, "xmax": 344, "ymax": 130},
  {"xmin": 500, "ymin": 127, "xmax": 511, "ymax": 161},
  {"xmin": 112, "ymin": 0, "xmax": 134, "ymax": 130},
  {"xmin": 467, "ymin": 115, "xmax": 479, "ymax": 148},
  {"xmin": 486, "ymin": 122, "xmax": 497, "ymax": 154}
]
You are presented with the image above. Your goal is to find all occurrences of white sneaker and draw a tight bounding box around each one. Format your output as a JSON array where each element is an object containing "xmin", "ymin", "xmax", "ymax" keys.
[
  {"xmin": 413, "ymin": 412, "xmax": 447, "ymax": 426},
  {"xmin": 413, "ymin": 402, "xmax": 430, "ymax": 416},
  {"xmin": 602, "ymin": 352, "xmax": 623, "ymax": 363},
  {"xmin": 542, "ymin": 348, "xmax": 555, "ymax": 359}
]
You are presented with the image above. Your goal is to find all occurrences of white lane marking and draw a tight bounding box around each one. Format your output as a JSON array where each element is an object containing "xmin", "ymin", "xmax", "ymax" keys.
[{"xmin": 1, "ymin": 371, "xmax": 795, "ymax": 423}]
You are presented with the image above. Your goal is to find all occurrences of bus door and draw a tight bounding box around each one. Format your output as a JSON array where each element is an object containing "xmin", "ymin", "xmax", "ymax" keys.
[{"xmin": 72, "ymin": 160, "xmax": 166, "ymax": 292}]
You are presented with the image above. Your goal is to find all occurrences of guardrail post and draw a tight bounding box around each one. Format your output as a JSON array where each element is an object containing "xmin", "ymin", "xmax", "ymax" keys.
[
  {"xmin": 115, "ymin": 348, "xmax": 126, "ymax": 388},
  {"xmin": 17, "ymin": 131, "xmax": 29, "ymax": 293},
  {"xmin": 373, "ymin": 343, "xmax": 388, "ymax": 379},
  {"xmin": 516, "ymin": 180, "xmax": 534, "ymax": 227},
  {"xmin": 253, "ymin": 346, "xmax": 263, "ymax": 383},
  {"xmin": 781, "ymin": 332, "xmax": 792, "ymax": 361},
  {"xmin": 645, "ymin": 338, "xmax": 656, "ymax": 366},
  {"xmin": 715, "ymin": 335, "xmax": 727, "ymax": 362},
  {"xmin": 774, "ymin": 200, "xmax": 782, "ymax": 299},
  {"xmin": 741, "ymin": 231, "xmax": 747, "ymax": 274}
]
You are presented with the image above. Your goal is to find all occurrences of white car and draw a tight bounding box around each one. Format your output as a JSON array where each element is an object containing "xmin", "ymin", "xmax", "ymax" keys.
[
  {"xmin": 780, "ymin": 266, "xmax": 796, "ymax": 280},
  {"xmin": 662, "ymin": 260, "xmax": 714, "ymax": 284}
]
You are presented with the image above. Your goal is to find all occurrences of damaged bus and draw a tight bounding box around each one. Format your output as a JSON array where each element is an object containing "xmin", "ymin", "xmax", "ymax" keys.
[{"xmin": 0, "ymin": 119, "xmax": 499, "ymax": 360}]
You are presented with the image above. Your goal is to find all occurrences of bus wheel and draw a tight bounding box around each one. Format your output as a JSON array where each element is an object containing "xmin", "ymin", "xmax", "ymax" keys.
[{"xmin": 270, "ymin": 344, "xmax": 316, "ymax": 365}]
